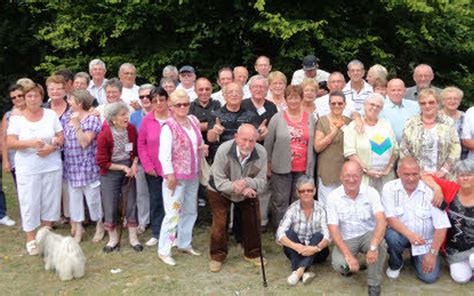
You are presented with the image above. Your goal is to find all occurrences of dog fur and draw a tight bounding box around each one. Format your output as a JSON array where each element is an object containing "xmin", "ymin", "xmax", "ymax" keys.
[{"xmin": 36, "ymin": 226, "xmax": 86, "ymax": 281}]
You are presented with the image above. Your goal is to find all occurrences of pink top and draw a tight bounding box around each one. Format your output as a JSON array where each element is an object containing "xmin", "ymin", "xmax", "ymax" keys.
[
  {"xmin": 284, "ymin": 111, "xmax": 309, "ymax": 172},
  {"xmin": 137, "ymin": 112, "xmax": 165, "ymax": 176}
]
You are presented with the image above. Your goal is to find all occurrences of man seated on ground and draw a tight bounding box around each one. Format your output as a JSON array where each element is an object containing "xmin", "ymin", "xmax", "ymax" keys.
[
  {"xmin": 207, "ymin": 124, "xmax": 268, "ymax": 272},
  {"xmin": 382, "ymin": 157, "xmax": 450, "ymax": 283},
  {"xmin": 291, "ymin": 55, "xmax": 330, "ymax": 86},
  {"xmin": 327, "ymin": 160, "xmax": 387, "ymax": 296}
]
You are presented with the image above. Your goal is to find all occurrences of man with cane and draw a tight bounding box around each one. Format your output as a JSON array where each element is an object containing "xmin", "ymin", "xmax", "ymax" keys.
[{"xmin": 207, "ymin": 124, "xmax": 268, "ymax": 279}]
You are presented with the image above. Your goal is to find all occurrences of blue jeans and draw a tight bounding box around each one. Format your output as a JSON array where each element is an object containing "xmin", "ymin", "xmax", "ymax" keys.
[
  {"xmin": 385, "ymin": 228, "xmax": 441, "ymax": 283},
  {"xmin": 145, "ymin": 173, "xmax": 164, "ymax": 239},
  {"xmin": 283, "ymin": 229, "xmax": 329, "ymax": 271}
]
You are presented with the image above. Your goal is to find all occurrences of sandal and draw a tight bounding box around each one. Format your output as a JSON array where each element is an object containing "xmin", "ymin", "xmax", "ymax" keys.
[{"xmin": 26, "ymin": 240, "xmax": 39, "ymax": 256}]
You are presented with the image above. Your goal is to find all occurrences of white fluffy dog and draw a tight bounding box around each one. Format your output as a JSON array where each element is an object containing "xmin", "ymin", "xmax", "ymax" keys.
[{"xmin": 36, "ymin": 226, "xmax": 86, "ymax": 281}]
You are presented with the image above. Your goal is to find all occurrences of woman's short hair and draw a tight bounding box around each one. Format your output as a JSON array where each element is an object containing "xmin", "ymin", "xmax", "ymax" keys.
[
  {"xmin": 368, "ymin": 64, "xmax": 388, "ymax": 80},
  {"xmin": 74, "ymin": 72, "xmax": 91, "ymax": 85},
  {"xmin": 16, "ymin": 78, "xmax": 35, "ymax": 89},
  {"xmin": 373, "ymin": 77, "xmax": 388, "ymax": 88},
  {"xmin": 104, "ymin": 78, "xmax": 123, "ymax": 93},
  {"xmin": 150, "ymin": 86, "xmax": 168, "ymax": 100},
  {"xmin": 329, "ymin": 91, "xmax": 346, "ymax": 103},
  {"xmin": 295, "ymin": 175, "xmax": 315, "ymax": 190},
  {"xmin": 454, "ymin": 159, "xmax": 474, "ymax": 175},
  {"xmin": 45, "ymin": 75, "xmax": 66, "ymax": 87},
  {"xmin": 268, "ymin": 71, "xmax": 287, "ymax": 86},
  {"xmin": 417, "ymin": 88, "xmax": 441, "ymax": 104},
  {"xmin": 365, "ymin": 93, "xmax": 385, "ymax": 108},
  {"xmin": 23, "ymin": 83, "xmax": 45, "ymax": 99},
  {"xmin": 104, "ymin": 102, "xmax": 129, "ymax": 125},
  {"xmin": 139, "ymin": 83, "xmax": 154, "ymax": 93},
  {"xmin": 169, "ymin": 89, "xmax": 189, "ymax": 105},
  {"xmin": 300, "ymin": 78, "xmax": 318, "ymax": 91},
  {"xmin": 440, "ymin": 86, "xmax": 464, "ymax": 101},
  {"xmin": 285, "ymin": 85, "xmax": 303, "ymax": 99},
  {"xmin": 70, "ymin": 89, "xmax": 94, "ymax": 111}
]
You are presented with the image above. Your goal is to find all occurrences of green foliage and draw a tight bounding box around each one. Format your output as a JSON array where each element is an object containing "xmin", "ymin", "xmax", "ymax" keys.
[{"xmin": 0, "ymin": 0, "xmax": 473, "ymax": 115}]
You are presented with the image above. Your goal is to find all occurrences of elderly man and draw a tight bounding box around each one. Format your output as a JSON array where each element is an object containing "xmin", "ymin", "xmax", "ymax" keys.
[
  {"xmin": 380, "ymin": 79, "xmax": 420, "ymax": 143},
  {"xmin": 190, "ymin": 78, "xmax": 222, "ymax": 142},
  {"xmin": 291, "ymin": 55, "xmax": 330, "ymax": 85},
  {"xmin": 382, "ymin": 157, "xmax": 450, "ymax": 283},
  {"xmin": 162, "ymin": 65, "xmax": 179, "ymax": 85},
  {"xmin": 211, "ymin": 67, "xmax": 233, "ymax": 106},
  {"xmin": 233, "ymin": 66, "xmax": 251, "ymax": 98},
  {"xmin": 118, "ymin": 63, "xmax": 140, "ymax": 111},
  {"xmin": 176, "ymin": 65, "xmax": 197, "ymax": 101},
  {"xmin": 88, "ymin": 59, "xmax": 108, "ymax": 105},
  {"xmin": 405, "ymin": 64, "xmax": 441, "ymax": 101},
  {"xmin": 342, "ymin": 60, "xmax": 374, "ymax": 112},
  {"xmin": 327, "ymin": 160, "xmax": 387, "ymax": 296},
  {"xmin": 254, "ymin": 56, "xmax": 272, "ymax": 78},
  {"xmin": 316, "ymin": 72, "xmax": 356, "ymax": 118},
  {"xmin": 207, "ymin": 124, "xmax": 268, "ymax": 272}
]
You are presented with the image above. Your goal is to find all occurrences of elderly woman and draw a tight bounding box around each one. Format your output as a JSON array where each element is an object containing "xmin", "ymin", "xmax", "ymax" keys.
[
  {"xmin": 300, "ymin": 78, "xmax": 319, "ymax": 120},
  {"xmin": 96, "ymin": 78, "xmax": 123, "ymax": 123},
  {"xmin": 266, "ymin": 71, "xmax": 288, "ymax": 112},
  {"xmin": 314, "ymin": 91, "xmax": 352, "ymax": 207},
  {"xmin": 344, "ymin": 93, "xmax": 398, "ymax": 193},
  {"xmin": 158, "ymin": 89, "xmax": 205, "ymax": 266},
  {"xmin": 440, "ymin": 87, "xmax": 468, "ymax": 160},
  {"xmin": 265, "ymin": 85, "xmax": 316, "ymax": 227},
  {"xmin": 62, "ymin": 89, "xmax": 103, "ymax": 243},
  {"xmin": 160, "ymin": 77, "xmax": 177, "ymax": 95},
  {"xmin": 276, "ymin": 175, "xmax": 330, "ymax": 285},
  {"xmin": 96, "ymin": 102, "xmax": 142, "ymax": 253},
  {"xmin": 401, "ymin": 88, "xmax": 461, "ymax": 178},
  {"xmin": 366, "ymin": 64, "xmax": 388, "ymax": 87},
  {"xmin": 428, "ymin": 160, "xmax": 474, "ymax": 283},
  {"xmin": 137, "ymin": 86, "xmax": 170, "ymax": 247},
  {"xmin": 45, "ymin": 75, "xmax": 70, "ymax": 120},
  {"xmin": 7, "ymin": 83, "xmax": 64, "ymax": 255}
]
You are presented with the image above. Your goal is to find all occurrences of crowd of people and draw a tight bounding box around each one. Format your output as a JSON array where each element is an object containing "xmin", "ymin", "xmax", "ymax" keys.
[{"xmin": 1, "ymin": 54, "xmax": 473, "ymax": 295}]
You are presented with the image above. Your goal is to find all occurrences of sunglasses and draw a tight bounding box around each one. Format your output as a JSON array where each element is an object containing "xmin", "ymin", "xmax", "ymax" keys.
[
  {"xmin": 174, "ymin": 102, "xmax": 190, "ymax": 108},
  {"xmin": 298, "ymin": 189, "xmax": 314, "ymax": 194},
  {"xmin": 330, "ymin": 102, "xmax": 344, "ymax": 106},
  {"xmin": 139, "ymin": 95, "xmax": 151, "ymax": 100},
  {"xmin": 10, "ymin": 94, "xmax": 24, "ymax": 100}
]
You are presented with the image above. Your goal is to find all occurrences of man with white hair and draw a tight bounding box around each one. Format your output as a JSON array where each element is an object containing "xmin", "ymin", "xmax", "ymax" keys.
[
  {"xmin": 342, "ymin": 60, "xmax": 373, "ymax": 112},
  {"xmin": 88, "ymin": 59, "xmax": 108, "ymax": 105},
  {"xmin": 162, "ymin": 65, "xmax": 179, "ymax": 85},
  {"xmin": 405, "ymin": 64, "xmax": 441, "ymax": 101},
  {"xmin": 118, "ymin": 63, "xmax": 140, "ymax": 110},
  {"xmin": 291, "ymin": 55, "xmax": 330, "ymax": 85}
]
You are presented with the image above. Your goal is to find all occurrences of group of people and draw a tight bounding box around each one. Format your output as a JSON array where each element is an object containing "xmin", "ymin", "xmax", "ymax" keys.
[{"xmin": 1, "ymin": 54, "xmax": 473, "ymax": 295}]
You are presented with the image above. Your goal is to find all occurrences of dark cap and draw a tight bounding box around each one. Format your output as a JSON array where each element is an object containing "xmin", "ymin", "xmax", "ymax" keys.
[
  {"xmin": 179, "ymin": 65, "xmax": 195, "ymax": 74},
  {"xmin": 302, "ymin": 55, "xmax": 318, "ymax": 71}
]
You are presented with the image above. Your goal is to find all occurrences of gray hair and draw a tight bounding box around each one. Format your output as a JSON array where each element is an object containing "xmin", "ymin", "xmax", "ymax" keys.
[
  {"xmin": 88, "ymin": 59, "xmax": 106, "ymax": 71},
  {"xmin": 160, "ymin": 77, "xmax": 175, "ymax": 85},
  {"xmin": 74, "ymin": 71, "xmax": 91, "ymax": 84},
  {"xmin": 368, "ymin": 64, "xmax": 388, "ymax": 79},
  {"xmin": 347, "ymin": 59, "xmax": 365, "ymax": 70},
  {"xmin": 248, "ymin": 74, "xmax": 268, "ymax": 87},
  {"xmin": 139, "ymin": 83, "xmax": 154, "ymax": 93},
  {"xmin": 295, "ymin": 175, "xmax": 316, "ymax": 190},
  {"xmin": 454, "ymin": 160, "xmax": 474, "ymax": 175},
  {"xmin": 104, "ymin": 102, "xmax": 129, "ymax": 125},
  {"xmin": 440, "ymin": 86, "xmax": 464, "ymax": 101},
  {"xmin": 163, "ymin": 65, "xmax": 178, "ymax": 76},
  {"xmin": 105, "ymin": 78, "xmax": 122, "ymax": 93},
  {"xmin": 364, "ymin": 93, "xmax": 385, "ymax": 108},
  {"xmin": 70, "ymin": 89, "xmax": 94, "ymax": 111},
  {"xmin": 119, "ymin": 63, "xmax": 136, "ymax": 74}
]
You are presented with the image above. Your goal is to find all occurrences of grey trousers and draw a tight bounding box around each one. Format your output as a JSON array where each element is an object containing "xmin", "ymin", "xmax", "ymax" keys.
[
  {"xmin": 135, "ymin": 163, "xmax": 150, "ymax": 227},
  {"xmin": 100, "ymin": 161, "xmax": 138, "ymax": 231},
  {"xmin": 270, "ymin": 172, "xmax": 304, "ymax": 228},
  {"xmin": 258, "ymin": 179, "xmax": 271, "ymax": 227},
  {"xmin": 331, "ymin": 231, "xmax": 387, "ymax": 286}
]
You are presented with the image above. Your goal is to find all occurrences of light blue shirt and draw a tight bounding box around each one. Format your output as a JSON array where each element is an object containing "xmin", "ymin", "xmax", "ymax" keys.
[{"xmin": 380, "ymin": 98, "xmax": 419, "ymax": 143}]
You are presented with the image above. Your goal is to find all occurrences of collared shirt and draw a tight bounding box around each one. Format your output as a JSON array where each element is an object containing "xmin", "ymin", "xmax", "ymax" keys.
[
  {"xmin": 382, "ymin": 179, "xmax": 450, "ymax": 241},
  {"xmin": 405, "ymin": 85, "xmax": 441, "ymax": 101},
  {"xmin": 236, "ymin": 146, "xmax": 251, "ymax": 167},
  {"xmin": 315, "ymin": 92, "xmax": 356, "ymax": 119},
  {"xmin": 342, "ymin": 80, "xmax": 373, "ymax": 113},
  {"xmin": 130, "ymin": 109, "xmax": 147, "ymax": 131},
  {"xmin": 211, "ymin": 90, "xmax": 226, "ymax": 106},
  {"xmin": 327, "ymin": 184, "xmax": 384, "ymax": 240},
  {"xmin": 462, "ymin": 106, "xmax": 474, "ymax": 160},
  {"xmin": 88, "ymin": 79, "xmax": 108, "ymax": 105},
  {"xmin": 380, "ymin": 98, "xmax": 420, "ymax": 143},
  {"xmin": 276, "ymin": 200, "xmax": 330, "ymax": 244},
  {"xmin": 291, "ymin": 69, "xmax": 330, "ymax": 85},
  {"xmin": 121, "ymin": 84, "xmax": 140, "ymax": 111}
]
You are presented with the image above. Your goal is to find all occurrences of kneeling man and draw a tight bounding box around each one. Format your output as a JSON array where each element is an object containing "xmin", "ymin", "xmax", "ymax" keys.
[{"xmin": 382, "ymin": 157, "xmax": 450, "ymax": 283}]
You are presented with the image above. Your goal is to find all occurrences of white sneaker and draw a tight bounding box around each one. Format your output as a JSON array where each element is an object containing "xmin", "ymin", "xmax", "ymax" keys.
[
  {"xmin": 0, "ymin": 216, "xmax": 15, "ymax": 227},
  {"xmin": 386, "ymin": 265, "xmax": 402, "ymax": 279},
  {"xmin": 146, "ymin": 237, "xmax": 159, "ymax": 247},
  {"xmin": 302, "ymin": 272, "xmax": 316, "ymax": 284},
  {"xmin": 287, "ymin": 271, "xmax": 300, "ymax": 285},
  {"xmin": 158, "ymin": 254, "xmax": 176, "ymax": 266}
]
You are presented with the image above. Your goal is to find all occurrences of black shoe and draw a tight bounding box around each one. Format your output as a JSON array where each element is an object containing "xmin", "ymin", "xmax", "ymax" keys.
[
  {"xmin": 132, "ymin": 244, "xmax": 144, "ymax": 252},
  {"xmin": 103, "ymin": 244, "xmax": 120, "ymax": 253},
  {"xmin": 341, "ymin": 271, "xmax": 353, "ymax": 277},
  {"xmin": 360, "ymin": 263, "xmax": 368, "ymax": 271},
  {"xmin": 368, "ymin": 285, "xmax": 381, "ymax": 296}
]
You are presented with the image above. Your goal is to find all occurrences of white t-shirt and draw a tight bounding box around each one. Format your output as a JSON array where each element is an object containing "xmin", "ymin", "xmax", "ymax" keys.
[
  {"xmin": 7, "ymin": 109, "xmax": 63, "ymax": 175},
  {"xmin": 365, "ymin": 124, "xmax": 394, "ymax": 170},
  {"xmin": 461, "ymin": 106, "xmax": 474, "ymax": 160},
  {"xmin": 176, "ymin": 84, "xmax": 198, "ymax": 101},
  {"xmin": 121, "ymin": 84, "xmax": 139, "ymax": 111},
  {"xmin": 291, "ymin": 69, "xmax": 330, "ymax": 85}
]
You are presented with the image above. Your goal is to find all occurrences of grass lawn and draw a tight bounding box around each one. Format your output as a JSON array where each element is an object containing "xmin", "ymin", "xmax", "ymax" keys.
[{"xmin": 0, "ymin": 173, "xmax": 472, "ymax": 295}]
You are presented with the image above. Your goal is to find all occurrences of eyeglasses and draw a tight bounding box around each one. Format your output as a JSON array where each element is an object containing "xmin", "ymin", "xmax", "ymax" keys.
[
  {"xmin": 139, "ymin": 95, "xmax": 151, "ymax": 100},
  {"xmin": 10, "ymin": 94, "xmax": 24, "ymax": 100},
  {"xmin": 197, "ymin": 88, "xmax": 212, "ymax": 91},
  {"xmin": 419, "ymin": 100, "xmax": 437, "ymax": 106},
  {"xmin": 298, "ymin": 189, "xmax": 314, "ymax": 194},
  {"xmin": 174, "ymin": 102, "xmax": 190, "ymax": 108},
  {"xmin": 330, "ymin": 102, "xmax": 344, "ymax": 106}
]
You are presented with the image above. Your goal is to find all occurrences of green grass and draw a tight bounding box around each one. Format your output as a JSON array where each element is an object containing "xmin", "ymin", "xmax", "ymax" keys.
[{"xmin": 0, "ymin": 173, "xmax": 472, "ymax": 295}]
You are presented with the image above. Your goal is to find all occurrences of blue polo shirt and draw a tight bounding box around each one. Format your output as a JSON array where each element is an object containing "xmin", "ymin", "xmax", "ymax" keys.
[{"xmin": 380, "ymin": 98, "xmax": 419, "ymax": 143}]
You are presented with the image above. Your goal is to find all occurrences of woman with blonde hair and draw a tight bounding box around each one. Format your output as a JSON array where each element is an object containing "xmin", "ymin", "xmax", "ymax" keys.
[{"xmin": 267, "ymin": 71, "xmax": 288, "ymax": 112}]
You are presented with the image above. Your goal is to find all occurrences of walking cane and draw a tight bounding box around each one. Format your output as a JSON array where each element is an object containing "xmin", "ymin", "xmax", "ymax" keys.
[
  {"xmin": 250, "ymin": 198, "xmax": 268, "ymax": 287},
  {"xmin": 117, "ymin": 176, "xmax": 133, "ymax": 249}
]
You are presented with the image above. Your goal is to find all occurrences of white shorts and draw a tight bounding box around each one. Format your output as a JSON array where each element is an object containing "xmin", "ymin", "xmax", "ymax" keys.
[
  {"xmin": 68, "ymin": 180, "xmax": 103, "ymax": 222},
  {"xmin": 17, "ymin": 170, "xmax": 62, "ymax": 232}
]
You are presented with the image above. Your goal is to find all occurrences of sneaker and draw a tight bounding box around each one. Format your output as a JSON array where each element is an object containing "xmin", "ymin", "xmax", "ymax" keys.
[
  {"xmin": 368, "ymin": 285, "xmax": 381, "ymax": 296},
  {"xmin": 158, "ymin": 254, "xmax": 176, "ymax": 266},
  {"xmin": 198, "ymin": 198, "xmax": 206, "ymax": 207},
  {"xmin": 302, "ymin": 272, "xmax": 316, "ymax": 285},
  {"xmin": 243, "ymin": 255, "xmax": 267, "ymax": 267},
  {"xmin": 0, "ymin": 216, "xmax": 15, "ymax": 227},
  {"xmin": 386, "ymin": 265, "xmax": 402, "ymax": 279},
  {"xmin": 287, "ymin": 271, "xmax": 300, "ymax": 285},
  {"xmin": 209, "ymin": 260, "xmax": 223, "ymax": 272},
  {"xmin": 145, "ymin": 237, "xmax": 159, "ymax": 247}
]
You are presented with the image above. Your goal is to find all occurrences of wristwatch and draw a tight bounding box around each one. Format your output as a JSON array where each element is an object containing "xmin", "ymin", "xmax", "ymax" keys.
[
  {"xmin": 369, "ymin": 244, "xmax": 378, "ymax": 252},
  {"xmin": 429, "ymin": 248, "xmax": 439, "ymax": 256}
]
